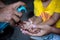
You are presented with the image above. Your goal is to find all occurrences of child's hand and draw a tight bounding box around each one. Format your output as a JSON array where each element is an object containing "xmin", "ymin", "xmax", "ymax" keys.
[
  {"xmin": 18, "ymin": 16, "xmax": 42, "ymax": 34},
  {"xmin": 19, "ymin": 19, "xmax": 41, "ymax": 34},
  {"xmin": 21, "ymin": 25, "xmax": 52, "ymax": 36}
]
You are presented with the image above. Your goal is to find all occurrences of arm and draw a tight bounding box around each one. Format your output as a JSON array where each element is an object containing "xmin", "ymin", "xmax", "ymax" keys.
[
  {"xmin": 51, "ymin": 27, "xmax": 60, "ymax": 34},
  {"xmin": 42, "ymin": 13, "xmax": 60, "ymax": 26}
]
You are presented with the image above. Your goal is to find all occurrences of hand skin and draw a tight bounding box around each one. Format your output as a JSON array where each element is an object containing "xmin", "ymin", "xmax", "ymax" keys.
[
  {"xmin": 0, "ymin": 1, "xmax": 26, "ymax": 26},
  {"xmin": 36, "ymin": 25, "xmax": 60, "ymax": 35},
  {"xmin": 51, "ymin": 27, "xmax": 60, "ymax": 35},
  {"xmin": 21, "ymin": 25, "xmax": 60, "ymax": 36}
]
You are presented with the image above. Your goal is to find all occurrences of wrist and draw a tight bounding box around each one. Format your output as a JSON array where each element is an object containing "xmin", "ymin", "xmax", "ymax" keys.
[
  {"xmin": 51, "ymin": 27, "xmax": 58, "ymax": 33},
  {"xmin": 51, "ymin": 27, "xmax": 60, "ymax": 34},
  {"xmin": 51, "ymin": 27, "xmax": 56, "ymax": 33}
]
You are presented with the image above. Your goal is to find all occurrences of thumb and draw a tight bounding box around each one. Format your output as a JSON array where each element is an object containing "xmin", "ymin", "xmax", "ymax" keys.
[{"xmin": 9, "ymin": 1, "xmax": 26, "ymax": 9}]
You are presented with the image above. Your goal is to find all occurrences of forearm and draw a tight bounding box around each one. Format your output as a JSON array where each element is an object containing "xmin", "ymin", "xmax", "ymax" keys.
[
  {"xmin": 42, "ymin": 13, "xmax": 60, "ymax": 26},
  {"xmin": 51, "ymin": 27, "xmax": 60, "ymax": 34}
]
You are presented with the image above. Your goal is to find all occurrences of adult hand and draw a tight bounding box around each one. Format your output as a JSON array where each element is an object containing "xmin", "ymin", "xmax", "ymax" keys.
[{"xmin": 0, "ymin": 1, "xmax": 25, "ymax": 26}]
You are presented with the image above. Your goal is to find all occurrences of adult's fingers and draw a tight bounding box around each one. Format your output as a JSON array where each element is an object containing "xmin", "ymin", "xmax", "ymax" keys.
[
  {"xmin": 12, "ymin": 15, "xmax": 20, "ymax": 23},
  {"xmin": 9, "ymin": 1, "xmax": 26, "ymax": 9},
  {"xmin": 9, "ymin": 19, "xmax": 15, "ymax": 26},
  {"xmin": 14, "ymin": 10, "xmax": 22, "ymax": 17}
]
